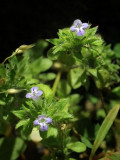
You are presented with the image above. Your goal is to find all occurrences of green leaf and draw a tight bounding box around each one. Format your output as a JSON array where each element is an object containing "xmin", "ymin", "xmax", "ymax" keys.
[
  {"xmin": 53, "ymin": 111, "xmax": 73, "ymax": 120},
  {"xmin": 69, "ymin": 94, "xmax": 83, "ymax": 105},
  {"xmin": 88, "ymin": 94, "xmax": 98, "ymax": 104},
  {"xmin": 21, "ymin": 119, "xmax": 33, "ymax": 137},
  {"xmin": 88, "ymin": 68, "xmax": 98, "ymax": 78},
  {"xmin": 85, "ymin": 26, "xmax": 98, "ymax": 37},
  {"xmin": 12, "ymin": 110, "xmax": 27, "ymax": 119},
  {"xmin": 94, "ymin": 69, "xmax": 110, "ymax": 89},
  {"xmin": 58, "ymin": 53, "xmax": 75, "ymax": 66},
  {"xmin": 40, "ymin": 126, "xmax": 58, "ymax": 139},
  {"xmin": 39, "ymin": 73, "xmax": 56, "ymax": 81},
  {"xmin": 47, "ymin": 38, "xmax": 62, "ymax": 45},
  {"xmin": 68, "ymin": 68, "xmax": 84, "ymax": 89},
  {"xmin": 16, "ymin": 119, "xmax": 30, "ymax": 129},
  {"xmin": 107, "ymin": 153, "xmax": 120, "ymax": 160},
  {"xmin": 89, "ymin": 104, "xmax": 120, "ymax": 160},
  {"xmin": 49, "ymin": 98, "xmax": 72, "ymax": 120},
  {"xmin": 114, "ymin": 43, "xmax": 120, "ymax": 58},
  {"xmin": 37, "ymin": 84, "xmax": 53, "ymax": 98},
  {"xmin": 81, "ymin": 136, "xmax": 92, "ymax": 149},
  {"xmin": 47, "ymin": 48, "xmax": 61, "ymax": 60},
  {"xmin": 26, "ymin": 78, "xmax": 39, "ymax": 85},
  {"xmin": 57, "ymin": 80, "xmax": 71, "ymax": 97},
  {"xmin": 67, "ymin": 141, "xmax": 86, "ymax": 153},
  {"xmin": 112, "ymin": 86, "xmax": 120, "ymax": 97},
  {"xmin": 0, "ymin": 137, "xmax": 26, "ymax": 160},
  {"xmin": 97, "ymin": 109, "xmax": 106, "ymax": 118},
  {"xmin": 29, "ymin": 57, "xmax": 53, "ymax": 75}
]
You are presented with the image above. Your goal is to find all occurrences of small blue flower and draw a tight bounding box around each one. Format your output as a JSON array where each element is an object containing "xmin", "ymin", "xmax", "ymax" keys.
[
  {"xmin": 26, "ymin": 87, "xmax": 43, "ymax": 100},
  {"xmin": 33, "ymin": 115, "xmax": 52, "ymax": 131},
  {"xmin": 70, "ymin": 19, "xmax": 88, "ymax": 36}
]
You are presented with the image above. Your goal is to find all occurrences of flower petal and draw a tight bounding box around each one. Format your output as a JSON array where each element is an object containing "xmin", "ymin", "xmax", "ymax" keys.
[
  {"xmin": 31, "ymin": 96, "xmax": 39, "ymax": 101},
  {"xmin": 38, "ymin": 115, "xmax": 46, "ymax": 120},
  {"xmin": 31, "ymin": 87, "xmax": 38, "ymax": 92},
  {"xmin": 37, "ymin": 90, "xmax": 43, "ymax": 96},
  {"xmin": 74, "ymin": 19, "xmax": 82, "ymax": 26},
  {"xmin": 76, "ymin": 28, "xmax": 85, "ymax": 36},
  {"xmin": 26, "ymin": 93, "xmax": 32, "ymax": 98},
  {"xmin": 40, "ymin": 123, "xmax": 48, "ymax": 131},
  {"xmin": 70, "ymin": 26, "xmax": 77, "ymax": 32},
  {"xmin": 33, "ymin": 120, "xmax": 40, "ymax": 126},
  {"xmin": 45, "ymin": 117, "xmax": 52, "ymax": 124},
  {"xmin": 82, "ymin": 23, "xmax": 88, "ymax": 29}
]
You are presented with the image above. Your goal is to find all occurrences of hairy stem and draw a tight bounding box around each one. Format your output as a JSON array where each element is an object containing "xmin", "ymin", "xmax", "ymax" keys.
[{"xmin": 52, "ymin": 71, "xmax": 61, "ymax": 96}]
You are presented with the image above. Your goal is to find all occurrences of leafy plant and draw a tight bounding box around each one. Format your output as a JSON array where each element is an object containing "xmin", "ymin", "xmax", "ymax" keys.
[{"xmin": 0, "ymin": 19, "xmax": 120, "ymax": 160}]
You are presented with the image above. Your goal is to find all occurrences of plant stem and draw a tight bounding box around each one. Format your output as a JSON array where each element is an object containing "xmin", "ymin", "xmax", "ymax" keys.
[
  {"xmin": 99, "ymin": 90, "xmax": 107, "ymax": 114},
  {"xmin": 52, "ymin": 71, "xmax": 61, "ymax": 96},
  {"xmin": 1, "ymin": 52, "xmax": 15, "ymax": 65}
]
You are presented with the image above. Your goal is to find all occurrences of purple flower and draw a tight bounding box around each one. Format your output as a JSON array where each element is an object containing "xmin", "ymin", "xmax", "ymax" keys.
[
  {"xmin": 70, "ymin": 19, "xmax": 88, "ymax": 36},
  {"xmin": 26, "ymin": 87, "xmax": 43, "ymax": 100},
  {"xmin": 33, "ymin": 115, "xmax": 52, "ymax": 132}
]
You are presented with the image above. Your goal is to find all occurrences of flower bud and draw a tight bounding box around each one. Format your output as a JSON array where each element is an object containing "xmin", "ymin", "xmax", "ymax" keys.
[{"xmin": 6, "ymin": 89, "xmax": 21, "ymax": 94}]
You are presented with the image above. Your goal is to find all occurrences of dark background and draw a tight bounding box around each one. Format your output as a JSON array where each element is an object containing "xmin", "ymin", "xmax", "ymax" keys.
[{"xmin": 0, "ymin": 0, "xmax": 120, "ymax": 62}]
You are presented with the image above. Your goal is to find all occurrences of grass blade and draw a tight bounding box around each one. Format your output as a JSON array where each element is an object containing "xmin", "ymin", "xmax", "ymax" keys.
[{"xmin": 89, "ymin": 104, "xmax": 120, "ymax": 160}]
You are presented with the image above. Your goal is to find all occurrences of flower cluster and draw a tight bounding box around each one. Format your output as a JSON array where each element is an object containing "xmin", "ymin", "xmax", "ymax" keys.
[
  {"xmin": 70, "ymin": 19, "xmax": 88, "ymax": 36},
  {"xmin": 26, "ymin": 87, "xmax": 43, "ymax": 100},
  {"xmin": 33, "ymin": 115, "xmax": 52, "ymax": 131}
]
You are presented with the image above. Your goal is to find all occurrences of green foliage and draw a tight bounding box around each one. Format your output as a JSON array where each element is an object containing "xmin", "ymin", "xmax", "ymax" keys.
[
  {"xmin": 0, "ymin": 137, "xmax": 26, "ymax": 160},
  {"xmin": 0, "ymin": 22, "xmax": 120, "ymax": 160},
  {"xmin": 66, "ymin": 141, "xmax": 86, "ymax": 153},
  {"xmin": 107, "ymin": 153, "xmax": 120, "ymax": 160},
  {"xmin": 89, "ymin": 104, "xmax": 120, "ymax": 160},
  {"xmin": 114, "ymin": 43, "xmax": 120, "ymax": 58}
]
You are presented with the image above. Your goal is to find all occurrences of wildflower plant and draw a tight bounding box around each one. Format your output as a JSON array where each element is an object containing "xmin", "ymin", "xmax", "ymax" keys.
[
  {"xmin": 0, "ymin": 19, "xmax": 120, "ymax": 160},
  {"xmin": 33, "ymin": 115, "xmax": 52, "ymax": 131},
  {"xmin": 26, "ymin": 86, "xmax": 43, "ymax": 100},
  {"xmin": 70, "ymin": 19, "xmax": 88, "ymax": 36}
]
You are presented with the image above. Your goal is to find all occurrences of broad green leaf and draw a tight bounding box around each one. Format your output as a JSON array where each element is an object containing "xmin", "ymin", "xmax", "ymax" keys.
[
  {"xmin": 88, "ymin": 94, "xmax": 98, "ymax": 104},
  {"xmin": 81, "ymin": 136, "xmax": 92, "ymax": 149},
  {"xmin": 57, "ymin": 80, "xmax": 71, "ymax": 97},
  {"xmin": 58, "ymin": 53, "xmax": 75, "ymax": 66},
  {"xmin": 29, "ymin": 57, "xmax": 53, "ymax": 75},
  {"xmin": 88, "ymin": 68, "xmax": 98, "ymax": 78},
  {"xmin": 68, "ymin": 68, "xmax": 84, "ymax": 89},
  {"xmin": 69, "ymin": 94, "xmax": 83, "ymax": 105},
  {"xmin": 39, "ymin": 73, "xmax": 56, "ymax": 81},
  {"xmin": 40, "ymin": 126, "xmax": 58, "ymax": 139},
  {"xmin": 97, "ymin": 109, "xmax": 106, "ymax": 118},
  {"xmin": 67, "ymin": 141, "xmax": 86, "ymax": 153},
  {"xmin": 94, "ymin": 69, "xmax": 110, "ymax": 89},
  {"xmin": 0, "ymin": 100, "xmax": 6, "ymax": 105},
  {"xmin": 37, "ymin": 84, "xmax": 53, "ymax": 98},
  {"xmin": 89, "ymin": 104, "xmax": 120, "ymax": 160},
  {"xmin": 81, "ymin": 47, "xmax": 90, "ymax": 58}
]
